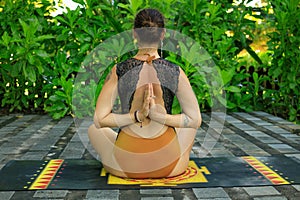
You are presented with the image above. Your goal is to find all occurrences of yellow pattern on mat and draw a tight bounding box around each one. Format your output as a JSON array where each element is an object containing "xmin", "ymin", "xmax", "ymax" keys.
[
  {"xmin": 242, "ymin": 156, "xmax": 289, "ymax": 185},
  {"xmin": 28, "ymin": 159, "xmax": 64, "ymax": 190},
  {"xmin": 101, "ymin": 161, "xmax": 211, "ymax": 186}
]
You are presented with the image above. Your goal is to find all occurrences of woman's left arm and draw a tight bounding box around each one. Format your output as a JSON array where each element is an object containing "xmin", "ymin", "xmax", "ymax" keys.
[
  {"xmin": 94, "ymin": 66, "xmax": 136, "ymax": 128},
  {"xmin": 149, "ymin": 68, "xmax": 202, "ymax": 129}
]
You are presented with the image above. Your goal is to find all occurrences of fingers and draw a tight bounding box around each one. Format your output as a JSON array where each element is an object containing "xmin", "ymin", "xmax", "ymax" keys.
[
  {"xmin": 149, "ymin": 83, "xmax": 156, "ymax": 106},
  {"xmin": 144, "ymin": 84, "xmax": 150, "ymax": 99},
  {"xmin": 139, "ymin": 84, "xmax": 151, "ymax": 120},
  {"xmin": 141, "ymin": 84, "xmax": 156, "ymax": 117},
  {"xmin": 144, "ymin": 84, "xmax": 151, "ymax": 105},
  {"xmin": 149, "ymin": 83, "xmax": 153, "ymax": 97}
]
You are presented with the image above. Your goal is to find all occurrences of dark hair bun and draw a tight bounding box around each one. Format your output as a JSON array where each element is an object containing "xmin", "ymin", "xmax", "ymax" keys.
[{"xmin": 134, "ymin": 9, "xmax": 165, "ymax": 44}]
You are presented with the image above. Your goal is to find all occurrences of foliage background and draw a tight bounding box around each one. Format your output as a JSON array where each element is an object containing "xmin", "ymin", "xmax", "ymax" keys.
[{"xmin": 0, "ymin": 0, "xmax": 299, "ymax": 123}]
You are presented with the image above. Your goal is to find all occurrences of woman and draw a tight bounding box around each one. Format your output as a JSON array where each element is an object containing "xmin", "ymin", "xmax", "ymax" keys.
[{"xmin": 88, "ymin": 8, "xmax": 201, "ymax": 178}]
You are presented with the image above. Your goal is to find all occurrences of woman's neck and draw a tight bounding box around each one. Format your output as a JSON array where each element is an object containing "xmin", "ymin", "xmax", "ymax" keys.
[{"xmin": 134, "ymin": 48, "xmax": 160, "ymax": 60}]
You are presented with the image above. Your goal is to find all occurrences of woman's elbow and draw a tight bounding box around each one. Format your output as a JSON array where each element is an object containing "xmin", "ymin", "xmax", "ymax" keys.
[
  {"xmin": 191, "ymin": 114, "xmax": 202, "ymax": 129},
  {"xmin": 196, "ymin": 116, "xmax": 202, "ymax": 128},
  {"xmin": 98, "ymin": 120, "xmax": 109, "ymax": 128},
  {"xmin": 94, "ymin": 114, "xmax": 108, "ymax": 128}
]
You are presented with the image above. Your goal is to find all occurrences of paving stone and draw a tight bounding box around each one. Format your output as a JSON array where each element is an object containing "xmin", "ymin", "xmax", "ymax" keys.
[
  {"xmin": 190, "ymin": 152, "xmax": 198, "ymax": 158},
  {"xmin": 243, "ymin": 186, "xmax": 280, "ymax": 196},
  {"xmin": 256, "ymin": 136, "xmax": 282, "ymax": 144},
  {"xmin": 193, "ymin": 146, "xmax": 210, "ymax": 157},
  {"xmin": 253, "ymin": 196, "xmax": 287, "ymax": 200},
  {"xmin": 244, "ymin": 150, "xmax": 271, "ymax": 157},
  {"xmin": 0, "ymin": 146, "xmax": 22, "ymax": 154},
  {"xmin": 0, "ymin": 154, "xmax": 7, "ymax": 162},
  {"xmin": 234, "ymin": 112, "xmax": 262, "ymax": 121},
  {"xmin": 0, "ymin": 113, "xmax": 297, "ymax": 200},
  {"xmin": 140, "ymin": 189, "xmax": 172, "ymax": 194},
  {"xmin": 264, "ymin": 126, "xmax": 290, "ymax": 134},
  {"xmin": 251, "ymin": 111, "xmax": 273, "ymax": 116},
  {"xmin": 293, "ymin": 185, "xmax": 300, "ymax": 192},
  {"xmin": 280, "ymin": 134, "xmax": 300, "ymax": 143},
  {"xmin": 192, "ymin": 187, "xmax": 230, "ymax": 199},
  {"xmin": 140, "ymin": 189, "xmax": 174, "ymax": 200},
  {"xmin": 232, "ymin": 123, "xmax": 257, "ymax": 131},
  {"xmin": 251, "ymin": 121, "xmax": 273, "ymax": 126},
  {"xmin": 70, "ymin": 132, "xmax": 82, "ymax": 142},
  {"xmin": 280, "ymin": 133, "xmax": 300, "ymax": 138},
  {"xmin": 268, "ymin": 144, "xmax": 299, "ymax": 153},
  {"xmin": 201, "ymin": 141, "xmax": 226, "ymax": 150},
  {"xmin": 210, "ymin": 149, "xmax": 235, "ymax": 157},
  {"xmin": 141, "ymin": 197, "xmax": 174, "ymax": 200},
  {"xmin": 225, "ymin": 116, "xmax": 243, "ymax": 124},
  {"xmin": 19, "ymin": 151, "xmax": 47, "ymax": 160},
  {"xmin": 285, "ymin": 154, "xmax": 300, "ymax": 162},
  {"xmin": 60, "ymin": 141, "xmax": 85, "ymax": 159},
  {"xmin": 0, "ymin": 191, "xmax": 14, "ymax": 200},
  {"xmin": 224, "ymin": 187, "xmax": 250, "ymax": 200},
  {"xmin": 29, "ymin": 140, "xmax": 58, "ymax": 151},
  {"xmin": 211, "ymin": 112, "xmax": 227, "ymax": 119},
  {"xmin": 223, "ymin": 134, "xmax": 247, "ymax": 142},
  {"xmin": 267, "ymin": 116, "xmax": 288, "ymax": 122},
  {"xmin": 282, "ymin": 124, "xmax": 300, "ymax": 134},
  {"xmin": 244, "ymin": 131, "xmax": 270, "ymax": 137},
  {"xmin": 85, "ymin": 190, "xmax": 119, "ymax": 200},
  {"xmin": 33, "ymin": 190, "xmax": 68, "ymax": 198},
  {"xmin": 221, "ymin": 128, "xmax": 235, "ymax": 134}
]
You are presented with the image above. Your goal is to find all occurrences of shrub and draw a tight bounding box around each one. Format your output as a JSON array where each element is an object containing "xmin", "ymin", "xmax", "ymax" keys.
[{"xmin": 0, "ymin": 0, "xmax": 298, "ymax": 123}]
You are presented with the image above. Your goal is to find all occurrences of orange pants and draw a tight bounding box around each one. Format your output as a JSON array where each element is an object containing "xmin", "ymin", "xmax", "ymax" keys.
[{"xmin": 114, "ymin": 127, "xmax": 180, "ymax": 178}]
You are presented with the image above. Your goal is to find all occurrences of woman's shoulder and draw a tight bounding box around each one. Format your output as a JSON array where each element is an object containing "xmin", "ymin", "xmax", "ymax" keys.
[
  {"xmin": 155, "ymin": 58, "xmax": 178, "ymax": 66},
  {"xmin": 116, "ymin": 58, "xmax": 143, "ymax": 77},
  {"xmin": 153, "ymin": 58, "xmax": 180, "ymax": 74},
  {"xmin": 117, "ymin": 58, "xmax": 143, "ymax": 67}
]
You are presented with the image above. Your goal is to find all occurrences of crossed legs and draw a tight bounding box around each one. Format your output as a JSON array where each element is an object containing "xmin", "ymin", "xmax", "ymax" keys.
[{"xmin": 88, "ymin": 124, "xmax": 196, "ymax": 178}]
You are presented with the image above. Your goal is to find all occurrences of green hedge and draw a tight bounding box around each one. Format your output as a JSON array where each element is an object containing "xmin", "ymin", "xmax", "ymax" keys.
[{"xmin": 0, "ymin": 0, "xmax": 299, "ymax": 123}]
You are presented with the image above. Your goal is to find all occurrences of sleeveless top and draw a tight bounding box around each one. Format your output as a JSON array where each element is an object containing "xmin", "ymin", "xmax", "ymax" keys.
[{"xmin": 116, "ymin": 58, "xmax": 180, "ymax": 114}]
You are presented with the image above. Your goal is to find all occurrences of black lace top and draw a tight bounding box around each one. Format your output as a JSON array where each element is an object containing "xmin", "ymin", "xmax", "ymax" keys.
[{"xmin": 116, "ymin": 58, "xmax": 180, "ymax": 114}]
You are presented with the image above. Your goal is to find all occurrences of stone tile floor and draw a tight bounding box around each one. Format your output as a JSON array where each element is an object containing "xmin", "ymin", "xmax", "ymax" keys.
[{"xmin": 0, "ymin": 111, "xmax": 299, "ymax": 200}]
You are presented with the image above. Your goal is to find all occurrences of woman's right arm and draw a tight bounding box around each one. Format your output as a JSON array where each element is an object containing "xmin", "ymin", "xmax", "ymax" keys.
[
  {"xmin": 148, "ymin": 68, "xmax": 202, "ymax": 129},
  {"xmin": 93, "ymin": 66, "xmax": 136, "ymax": 128}
]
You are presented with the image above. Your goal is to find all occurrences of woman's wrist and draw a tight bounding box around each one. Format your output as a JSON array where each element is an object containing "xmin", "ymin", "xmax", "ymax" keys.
[
  {"xmin": 134, "ymin": 110, "xmax": 142, "ymax": 122},
  {"xmin": 134, "ymin": 110, "xmax": 143, "ymax": 128}
]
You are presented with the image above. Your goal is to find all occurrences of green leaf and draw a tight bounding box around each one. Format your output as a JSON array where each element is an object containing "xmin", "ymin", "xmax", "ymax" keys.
[
  {"xmin": 288, "ymin": 107, "xmax": 297, "ymax": 121},
  {"xmin": 72, "ymin": 0, "xmax": 85, "ymax": 5},
  {"xmin": 34, "ymin": 35, "xmax": 55, "ymax": 42},
  {"xmin": 245, "ymin": 45, "xmax": 262, "ymax": 64},
  {"xmin": 11, "ymin": 62, "xmax": 23, "ymax": 77},
  {"xmin": 216, "ymin": 95, "xmax": 227, "ymax": 107},
  {"xmin": 35, "ymin": 50, "xmax": 49, "ymax": 58},
  {"xmin": 78, "ymin": 43, "xmax": 90, "ymax": 54},
  {"xmin": 253, "ymin": 72, "xmax": 259, "ymax": 94},
  {"xmin": 52, "ymin": 108, "xmax": 69, "ymax": 119},
  {"xmin": 226, "ymin": 101, "xmax": 237, "ymax": 109},
  {"xmin": 129, "ymin": 0, "xmax": 143, "ymax": 15},
  {"xmin": 55, "ymin": 16, "xmax": 70, "ymax": 26},
  {"xmin": 19, "ymin": 17, "xmax": 39, "ymax": 40},
  {"xmin": 26, "ymin": 53, "xmax": 35, "ymax": 65},
  {"xmin": 225, "ymin": 86, "xmax": 241, "ymax": 93},
  {"xmin": 1, "ymin": 31, "xmax": 11, "ymax": 46},
  {"xmin": 49, "ymin": 95, "xmax": 60, "ymax": 102},
  {"xmin": 16, "ymin": 46, "xmax": 27, "ymax": 56},
  {"xmin": 55, "ymin": 90, "xmax": 68, "ymax": 98},
  {"xmin": 56, "ymin": 33, "xmax": 69, "ymax": 41},
  {"xmin": 220, "ymin": 68, "xmax": 235, "ymax": 85},
  {"xmin": 23, "ymin": 64, "xmax": 36, "ymax": 82}
]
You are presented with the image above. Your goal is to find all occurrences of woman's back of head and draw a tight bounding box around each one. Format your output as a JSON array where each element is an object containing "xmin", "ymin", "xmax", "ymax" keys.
[{"xmin": 134, "ymin": 8, "xmax": 165, "ymax": 45}]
